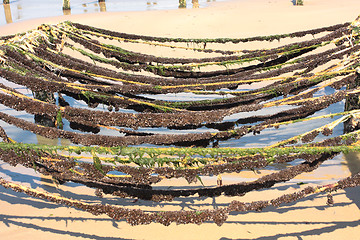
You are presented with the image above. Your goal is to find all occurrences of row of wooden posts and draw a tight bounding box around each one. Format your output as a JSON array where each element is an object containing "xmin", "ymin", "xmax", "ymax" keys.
[
  {"xmin": 2, "ymin": 0, "xmax": 199, "ymax": 9},
  {"xmin": 63, "ymin": 0, "xmax": 199, "ymax": 9},
  {"xmin": 64, "ymin": 0, "xmax": 105, "ymax": 10},
  {"xmin": 1, "ymin": 0, "xmax": 104, "ymax": 7}
]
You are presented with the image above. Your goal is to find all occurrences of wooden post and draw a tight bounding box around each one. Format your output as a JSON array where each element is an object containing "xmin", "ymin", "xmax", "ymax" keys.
[
  {"xmin": 179, "ymin": 0, "xmax": 186, "ymax": 8},
  {"xmin": 3, "ymin": 0, "xmax": 10, "ymax": 4},
  {"xmin": 344, "ymin": 68, "xmax": 360, "ymax": 112},
  {"xmin": 344, "ymin": 68, "xmax": 360, "ymax": 132},
  {"xmin": 3, "ymin": 3, "xmax": 12, "ymax": 23},
  {"xmin": 34, "ymin": 91, "xmax": 56, "ymax": 128},
  {"xmin": 99, "ymin": 0, "xmax": 106, "ymax": 12},
  {"xmin": 63, "ymin": 0, "xmax": 70, "ymax": 10},
  {"xmin": 295, "ymin": 0, "xmax": 303, "ymax": 6},
  {"xmin": 343, "ymin": 68, "xmax": 360, "ymax": 176}
]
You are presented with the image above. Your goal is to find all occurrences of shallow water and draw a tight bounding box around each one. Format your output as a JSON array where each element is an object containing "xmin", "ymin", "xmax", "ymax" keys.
[{"xmin": 0, "ymin": 0, "xmax": 222, "ymax": 26}]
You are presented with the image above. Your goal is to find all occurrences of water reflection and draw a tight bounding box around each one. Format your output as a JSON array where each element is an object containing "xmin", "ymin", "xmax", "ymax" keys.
[
  {"xmin": 63, "ymin": 9, "xmax": 71, "ymax": 15},
  {"xmin": 1, "ymin": 0, "xmax": 220, "ymax": 26},
  {"xmin": 16, "ymin": 2, "xmax": 22, "ymax": 21},
  {"xmin": 344, "ymin": 152, "xmax": 360, "ymax": 176}
]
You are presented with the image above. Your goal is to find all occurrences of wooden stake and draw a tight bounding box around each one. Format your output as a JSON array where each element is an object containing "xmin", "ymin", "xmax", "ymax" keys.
[
  {"xmin": 179, "ymin": 0, "xmax": 186, "ymax": 8},
  {"xmin": 3, "ymin": 3, "xmax": 12, "ymax": 23},
  {"xmin": 344, "ymin": 68, "xmax": 360, "ymax": 132},
  {"xmin": 63, "ymin": 0, "xmax": 70, "ymax": 10},
  {"xmin": 99, "ymin": 0, "xmax": 106, "ymax": 12}
]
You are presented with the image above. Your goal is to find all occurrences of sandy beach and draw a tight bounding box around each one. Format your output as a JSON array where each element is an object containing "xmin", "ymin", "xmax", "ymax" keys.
[
  {"xmin": 1, "ymin": 0, "xmax": 360, "ymax": 239},
  {"xmin": 1, "ymin": 0, "xmax": 360, "ymax": 38}
]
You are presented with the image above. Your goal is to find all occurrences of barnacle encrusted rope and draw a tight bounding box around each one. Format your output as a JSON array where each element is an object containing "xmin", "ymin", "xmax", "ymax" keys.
[
  {"xmin": 0, "ymin": 172, "xmax": 359, "ymax": 226},
  {"xmin": 0, "ymin": 15, "xmax": 360, "ymax": 225}
]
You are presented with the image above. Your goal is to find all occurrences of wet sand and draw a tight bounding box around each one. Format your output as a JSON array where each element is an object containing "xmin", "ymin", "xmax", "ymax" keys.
[
  {"xmin": 1, "ymin": 0, "xmax": 360, "ymax": 239},
  {"xmin": 1, "ymin": 0, "xmax": 360, "ymax": 38}
]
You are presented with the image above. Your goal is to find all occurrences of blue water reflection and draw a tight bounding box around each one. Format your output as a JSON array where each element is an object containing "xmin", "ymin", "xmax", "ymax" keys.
[{"xmin": 1, "ymin": 0, "xmax": 220, "ymax": 25}]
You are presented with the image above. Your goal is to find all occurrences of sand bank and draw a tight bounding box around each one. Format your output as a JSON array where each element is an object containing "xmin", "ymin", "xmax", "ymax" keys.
[{"xmin": 0, "ymin": 0, "xmax": 360, "ymax": 239}]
